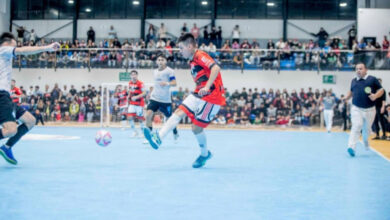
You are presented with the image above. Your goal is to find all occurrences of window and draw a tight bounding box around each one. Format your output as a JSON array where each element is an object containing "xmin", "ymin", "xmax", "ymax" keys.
[
  {"xmin": 288, "ymin": 0, "xmax": 356, "ymax": 19},
  {"xmin": 216, "ymin": 0, "xmax": 282, "ymax": 19}
]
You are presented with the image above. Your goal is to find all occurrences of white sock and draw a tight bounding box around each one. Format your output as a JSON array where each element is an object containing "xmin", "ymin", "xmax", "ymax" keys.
[
  {"xmin": 129, "ymin": 119, "xmax": 135, "ymax": 130},
  {"xmin": 159, "ymin": 114, "xmax": 182, "ymax": 140},
  {"xmin": 139, "ymin": 120, "xmax": 145, "ymax": 132},
  {"xmin": 195, "ymin": 131, "xmax": 208, "ymax": 157}
]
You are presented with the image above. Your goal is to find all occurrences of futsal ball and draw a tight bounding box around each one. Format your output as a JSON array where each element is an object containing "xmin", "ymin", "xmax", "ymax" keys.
[{"xmin": 95, "ymin": 129, "xmax": 112, "ymax": 147}]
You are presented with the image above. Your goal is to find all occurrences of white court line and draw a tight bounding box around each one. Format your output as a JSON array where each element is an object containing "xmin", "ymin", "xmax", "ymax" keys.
[
  {"xmin": 359, "ymin": 140, "xmax": 390, "ymax": 163},
  {"xmin": 22, "ymin": 134, "xmax": 81, "ymax": 141}
]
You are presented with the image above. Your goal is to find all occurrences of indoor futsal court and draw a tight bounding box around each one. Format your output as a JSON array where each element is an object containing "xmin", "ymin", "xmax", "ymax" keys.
[
  {"xmin": 2, "ymin": 0, "xmax": 390, "ymax": 219},
  {"xmin": 0, "ymin": 126, "xmax": 389, "ymax": 219}
]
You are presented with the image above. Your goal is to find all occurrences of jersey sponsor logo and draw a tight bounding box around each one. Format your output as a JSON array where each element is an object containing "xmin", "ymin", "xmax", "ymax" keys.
[{"xmin": 201, "ymin": 56, "xmax": 213, "ymax": 67}]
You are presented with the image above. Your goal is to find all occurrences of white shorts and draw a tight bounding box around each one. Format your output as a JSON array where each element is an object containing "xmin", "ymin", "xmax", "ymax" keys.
[
  {"xmin": 128, "ymin": 105, "xmax": 144, "ymax": 119},
  {"xmin": 179, "ymin": 94, "xmax": 220, "ymax": 128}
]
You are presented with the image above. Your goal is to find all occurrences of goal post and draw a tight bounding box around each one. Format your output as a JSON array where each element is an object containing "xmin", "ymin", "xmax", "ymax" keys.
[{"xmin": 100, "ymin": 82, "xmax": 153, "ymax": 128}]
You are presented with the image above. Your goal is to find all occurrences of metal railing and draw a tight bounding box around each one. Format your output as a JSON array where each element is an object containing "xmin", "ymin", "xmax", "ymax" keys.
[{"xmin": 12, "ymin": 48, "xmax": 390, "ymax": 72}]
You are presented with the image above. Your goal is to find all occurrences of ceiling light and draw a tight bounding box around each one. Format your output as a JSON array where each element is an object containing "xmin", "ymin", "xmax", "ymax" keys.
[{"xmin": 339, "ymin": 2, "xmax": 347, "ymax": 7}]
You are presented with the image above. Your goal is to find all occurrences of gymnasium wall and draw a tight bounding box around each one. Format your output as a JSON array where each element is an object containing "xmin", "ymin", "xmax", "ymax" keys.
[
  {"xmin": 11, "ymin": 18, "xmax": 356, "ymax": 42},
  {"xmin": 146, "ymin": 19, "xmax": 211, "ymax": 38},
  {"xmin": 12, "ymin": 68, "xmax": 390, "ymax": 97},
  {"xmin": 287, "ymin": 20, "xmax": 355, "ymax": 40},
  {"xmin": 12, "ymin": 20, "xmax": 73, "ymax": 39},
  {"xmin": 0, "ymin": 0, "xmax": 10, "ymax": 33},
  {"xmin": 357, "ymin": 8, "xmax": 390, "ymax": 44},
  {"xmin": 77, "ymin": 19, "xmax": 141, "ymax": 40},
  {"xmin": 215, "ymin": 19, "xmax": 283, "ymax": 40}
]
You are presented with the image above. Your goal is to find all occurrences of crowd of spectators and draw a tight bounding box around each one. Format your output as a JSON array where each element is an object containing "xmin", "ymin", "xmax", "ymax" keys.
[
  {"xmin": 12, "ymin": 25, "xmax": 390, "ymax": 71},
  {"xmin": 11, "ymin": 82, "xmax": 386, "ymax": 132}
]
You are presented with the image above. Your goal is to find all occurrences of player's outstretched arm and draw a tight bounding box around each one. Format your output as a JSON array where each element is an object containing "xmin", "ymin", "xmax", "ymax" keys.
[{"xmin": 14, "ymin": 42, "xmax": 60, "ymax": 56}]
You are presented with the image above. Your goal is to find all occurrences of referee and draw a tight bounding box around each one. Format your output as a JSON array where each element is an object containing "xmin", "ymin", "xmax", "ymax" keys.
[{"xmin": 343, "ymin": 63, "xmax": 384, "ymax": 157}]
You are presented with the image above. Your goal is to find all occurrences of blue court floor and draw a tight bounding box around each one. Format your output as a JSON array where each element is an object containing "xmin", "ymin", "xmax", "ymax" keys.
[{"xmin": 0, "ymin": 127, "xmax": 390, "ymax": 220}]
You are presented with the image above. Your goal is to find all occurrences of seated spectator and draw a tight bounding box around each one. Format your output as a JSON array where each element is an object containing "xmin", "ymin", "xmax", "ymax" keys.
[{"xmin": 267, "ymin": 104, "xmax": 277, "ymax": 124}]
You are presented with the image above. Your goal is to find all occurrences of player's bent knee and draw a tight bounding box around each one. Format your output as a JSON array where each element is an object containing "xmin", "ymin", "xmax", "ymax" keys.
[
  {"xmin": 22, "ymin": 112, "xmax": 36, "ymax": 129},
  {"xmin": 191, "ymin": 124, "xmax": 203, "ymax": 134},
  {"xmin": 2, "ymin": 123, "xmax": 18, "ymax": 137}
]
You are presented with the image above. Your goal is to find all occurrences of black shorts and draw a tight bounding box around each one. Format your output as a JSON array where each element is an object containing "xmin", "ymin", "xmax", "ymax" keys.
[
  {"xmin": 0, "ymin": 91, "xmax": 27, "ymax": 124},
  {"xmin": 147, "ymin": 99, "xmax": 173, "ymax": 117}
]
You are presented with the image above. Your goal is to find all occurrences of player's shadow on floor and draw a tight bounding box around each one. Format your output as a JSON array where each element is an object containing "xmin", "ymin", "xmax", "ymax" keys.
[{"xmin": 0, "ymin": 165, "xmax": 21, "ymax": 170}]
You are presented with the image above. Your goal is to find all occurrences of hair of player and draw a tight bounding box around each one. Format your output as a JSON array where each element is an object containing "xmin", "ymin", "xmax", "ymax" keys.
[
  {"xmin": 0, "ymin": 32, "xmax": 16, "ymax": 45},
  {"xmin": 178, "ymin": 33, "xmax": 196, "ymax": 46},
  {"xmin": 156, "ymin": 52, "xmax": 167, "ymax": 60},
  {"xmin": 130, "ymin": 70, "xmax": 138, "ymax": 75},
  {"xmin": 356, "ymin": 62, "xmax": 367, "ymax": 69}
]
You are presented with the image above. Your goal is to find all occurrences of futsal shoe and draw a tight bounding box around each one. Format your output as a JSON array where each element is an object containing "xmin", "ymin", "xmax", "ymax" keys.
[
  {"xmin": 143, "ymin": 127, "xmax": 161, "ymax": 150},
  {"xmin": 347, "ymin": 147, "xmax": 355, "ymax": 157},
  {"xmin": 0, "ymin": 145, "xmax": 18, "ymax": 165},
  {"xmin": 192, "ymin": 151, "xmax": 212, "ymax": 168}
]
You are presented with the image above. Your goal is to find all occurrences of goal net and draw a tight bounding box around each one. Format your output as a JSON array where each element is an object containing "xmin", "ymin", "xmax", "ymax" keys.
[{"xmin": 100, "ymin": 82, "xmax": 153, "ymax": 128}]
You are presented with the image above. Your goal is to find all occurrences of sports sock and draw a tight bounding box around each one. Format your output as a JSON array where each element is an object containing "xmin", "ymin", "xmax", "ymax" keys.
[
  {"xmin": 128, "ymin": 118, "xmax": 135, "ymax": 130},
  {"xmin": 195, "ymin": 131, "xmax": 208, "ymax": 157},
  {"xmin": 159, "ymin": 114, "xmax": 182, "ymax": 140},
  {"xmin": 5, "ymin": 124, "xmax": 29, "ymax": 148}
]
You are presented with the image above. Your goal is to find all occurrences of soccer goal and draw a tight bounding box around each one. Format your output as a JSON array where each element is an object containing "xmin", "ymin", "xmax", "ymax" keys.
[{"xmin": 100, "ymin": 82, "xmax": 154, "ymax": 128}]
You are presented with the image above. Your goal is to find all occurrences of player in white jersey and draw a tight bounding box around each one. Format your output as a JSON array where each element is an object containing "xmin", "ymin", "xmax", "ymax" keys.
[
  {"xmin": 0, "ymin": 32, "xmax": 60, "ymax": 165},
  {"xmin": 145, "ymin": 54, "xmax": 179, "ymax": 141},
  {"xmin": 321, "ymin": 90, "xmax": 336, "ymax": 133}
]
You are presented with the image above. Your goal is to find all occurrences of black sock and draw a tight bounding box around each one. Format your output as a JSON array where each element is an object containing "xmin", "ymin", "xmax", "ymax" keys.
[
  {"xmin": 0, "ymin": 129, "xmax": 4, "ymax": 140},
  {"xmin": 5, "ymin": 124, "xmax": 29, "ymax": 148},
  {"xmin": 148, "ymin": 126, "xmax": 153, "ymax": 131},
  {"xmin": 173, "ymin": 128, "xmax": 178, "ymax": 135}
]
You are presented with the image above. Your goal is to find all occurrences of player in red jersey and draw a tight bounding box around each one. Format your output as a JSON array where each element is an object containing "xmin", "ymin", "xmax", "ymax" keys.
[
  {"xmin": 10, "ymin": 79, "xmax": 22, "ymax": 104},
  {"xmin": 115, "ymin": 84, "xmax": 128, "ymax": 129},
  {"xmin": 144, "ymin": 33, "xmax": 225, "ymax": 168},
  {"xmin": 128, "ymin": 70, "xmax": 146, "ymax": 137}
]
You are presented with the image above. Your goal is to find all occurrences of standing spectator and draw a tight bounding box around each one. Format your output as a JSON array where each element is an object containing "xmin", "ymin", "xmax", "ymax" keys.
[
  {"xmin": 267, "ymin": 40, "xmax": 275, "ymax": 49},
  {"xmin": 17, "ymin": 26, "xmax": 25, "ymax": 43},
  {"xmin": 209, "ymin": 26, "xmax": 217, "ymax": 47},
  {"xmin": 348, "ymin": 25, "xmax": 357, "ymax": 49},
  {"xmin": 191, "ymin": 23, "xmax": 200, "ymax": 41},
  {"xmin": 216, "ymin": 26, "xmax": 222, "ymax": 48},
  {"xmin": 311, "ymin": 27, "xmax": 329, "ymax": 48},
  {"xmin": 108, "ymin": 25, "xmax": 117, "ymax": 46},
  {"xmin": 372, "ymin": 79, "xmax": 387, "ymax": 140},
  {"xmin": 112, "ymin": 38, "xmax": 121, "ymax": 48},
  {"xmin": 181, "ymin": 23, "xmax": 188, "ymax": 34},
  {"xmin": 202, "ymin": 26, "xmax": 209, "ymax": 45},
  {"xmin": 158, "ymin": 23, "xmax": 167, "ymax": 42},
  {"xmin": 322, "ymin": 90, "xmax": 336, "ymax": 133},
  {"xmin": 87, "ymin": 26, "xmax": 95, "ymax": 43},
  {"xmin": 146, "ymin": 24, "xmax": 156, "ymax": 44},
  {"xmin": 232, "ymin": 25, "xmax": 240, "ymax": 44},
  {"xmin": 69, "ymin": 100, "xmax": 80, "ymax": 121},
  {"xmin": 383, "ymin": 36, "xmax": 389, "ymax": 50},
  {"xmin": 29, "ymin": 29, "xmax": 36, "ymax": 43},
  {"xmin": 86, "ymin": 99, "xmax": 95, "ymax": 122},
  {"xmin": 69, "ymin": 85, "xmax": 77, "ymax": 96}
]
